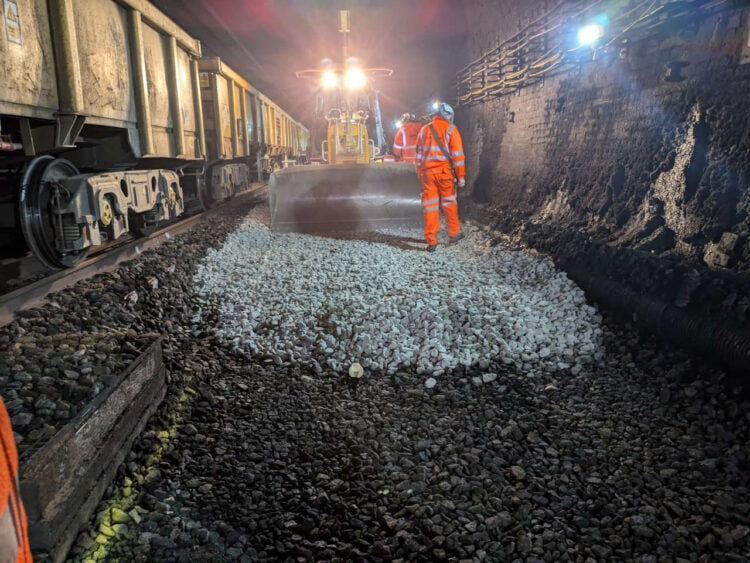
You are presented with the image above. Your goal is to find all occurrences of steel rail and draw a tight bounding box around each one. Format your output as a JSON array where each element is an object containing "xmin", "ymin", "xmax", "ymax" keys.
[{"xmin": 0, "ymin": 184, "xmax": 267, "ymax": 326}]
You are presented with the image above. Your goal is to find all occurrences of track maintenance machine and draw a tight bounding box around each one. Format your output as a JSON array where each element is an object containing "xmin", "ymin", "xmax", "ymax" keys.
[{"xmin": 269, "ymin": 10, "xmax": 422, "ymax": 233}]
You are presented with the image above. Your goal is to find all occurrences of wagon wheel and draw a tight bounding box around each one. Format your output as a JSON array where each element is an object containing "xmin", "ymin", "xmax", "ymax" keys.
[{"xmin": 19, "ymin": 156, "xmax": 86, "ymax": 269}]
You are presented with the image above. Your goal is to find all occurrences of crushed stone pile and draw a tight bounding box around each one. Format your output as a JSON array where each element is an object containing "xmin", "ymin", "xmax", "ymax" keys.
[{"xmin": 194, "ymin": 211, "xmax": 603, "ymax": 380}]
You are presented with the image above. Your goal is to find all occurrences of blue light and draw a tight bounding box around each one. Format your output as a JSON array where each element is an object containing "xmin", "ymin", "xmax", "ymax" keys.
[{"xmin": 578, "ymin": 23, "xmax": 604, "ymax": 46}]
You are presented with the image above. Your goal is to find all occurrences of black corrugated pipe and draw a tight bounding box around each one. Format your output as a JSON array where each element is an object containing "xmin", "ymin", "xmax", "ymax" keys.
[{"xmin": 566, "ymin": 266, "xmax": 750, "ymax": 374}]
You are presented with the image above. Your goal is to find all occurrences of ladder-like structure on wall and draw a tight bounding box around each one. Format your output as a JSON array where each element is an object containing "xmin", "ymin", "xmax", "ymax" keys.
[{"xmin": 453, "ymin": 0, "xmax": 738, "ymax": 106}]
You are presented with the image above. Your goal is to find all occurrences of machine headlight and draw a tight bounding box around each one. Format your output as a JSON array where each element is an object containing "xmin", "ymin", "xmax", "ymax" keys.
[
  {"xmin": 321, "ymin": 70, "xmax": 339, "ymax": 90},
  {"xmin": 344, "ymin": 67, "xmax": 367, "ymax": 90}
]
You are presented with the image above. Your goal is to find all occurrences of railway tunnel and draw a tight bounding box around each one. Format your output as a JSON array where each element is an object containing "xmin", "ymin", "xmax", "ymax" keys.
[{"xmin": 0, "ymin": 1, "xmax": 749, "ymax": 561}]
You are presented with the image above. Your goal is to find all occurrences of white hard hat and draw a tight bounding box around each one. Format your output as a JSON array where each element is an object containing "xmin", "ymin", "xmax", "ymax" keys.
[{"xmin": 437, "ymin": 102, "xmax": 454, "ymax": 122}]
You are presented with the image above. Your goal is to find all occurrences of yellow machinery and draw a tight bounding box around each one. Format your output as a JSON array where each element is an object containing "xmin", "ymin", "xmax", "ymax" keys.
[
  {"xmin": 324, "ymin": 109, "xmax": 372, "ymax": 165},
  {"xmin": 269, "ymin": 10, "xmax": 422, "ymax": 233}
]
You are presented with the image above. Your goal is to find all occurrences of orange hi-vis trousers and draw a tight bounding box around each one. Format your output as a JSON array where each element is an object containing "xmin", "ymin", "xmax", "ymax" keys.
[{"xmin": 420, "ymin": 167, "xmax": 460, "ymax": 246}]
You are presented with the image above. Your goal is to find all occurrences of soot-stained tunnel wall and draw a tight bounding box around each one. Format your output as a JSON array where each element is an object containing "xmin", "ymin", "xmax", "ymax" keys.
[{"xmin": 455, "ymin": 1, "xmax": 750, "ymax": 343}]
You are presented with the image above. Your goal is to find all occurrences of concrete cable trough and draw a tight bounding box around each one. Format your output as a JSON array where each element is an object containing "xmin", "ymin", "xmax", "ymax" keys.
[{"xmin": 20, "ymin": 337, "xmax": 165, "ymax": 562}]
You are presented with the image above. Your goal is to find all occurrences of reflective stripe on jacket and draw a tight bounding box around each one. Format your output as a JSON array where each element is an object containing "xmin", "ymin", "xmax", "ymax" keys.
[
  {"xmin": 416, "ymin": 116, "xmax": 465, "ymax": 179},
  {"xmin": 392, "ymin": 122, "xmax": 421, "ymax": 162}
]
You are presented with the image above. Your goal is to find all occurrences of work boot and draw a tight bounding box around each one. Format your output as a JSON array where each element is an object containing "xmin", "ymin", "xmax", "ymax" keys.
[
  {"xmin": 449, "ymin": 232, "xmax": 466, "ymax": 244},
  {"xmin": 427, "ymin": 244, "xmax": 437, "ymax": 252}
]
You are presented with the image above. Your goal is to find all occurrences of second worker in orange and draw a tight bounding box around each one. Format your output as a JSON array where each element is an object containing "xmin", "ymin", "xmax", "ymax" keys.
[{"xmin": 392, "ymin": 113, "xmax": 421, "ymax": 163}]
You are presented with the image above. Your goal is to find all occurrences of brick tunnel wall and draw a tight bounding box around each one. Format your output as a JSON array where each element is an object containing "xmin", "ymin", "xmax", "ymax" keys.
[{"xmin": 455, "ymin": 0, "xmax": 750, "ymax": 332}]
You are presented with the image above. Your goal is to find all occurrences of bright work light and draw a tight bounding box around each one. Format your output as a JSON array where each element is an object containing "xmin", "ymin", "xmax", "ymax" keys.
[
  {"xmin": 321, "ymin": 70, "xmax": 339, "ymax": 90},
  {"xmin": 577, "ymin": 23, "xmax": 604, "ymax": 46},
  {"xmin": 394, "ymin": 120, "xmax": 403, "ymax": 129},
  {"xmin": 344, "ymin": 67, "xmax": 366, "ymax": 90},
  {"xmin": 431, "ymin": 101, "xmax": 440, "ymax": 111}
]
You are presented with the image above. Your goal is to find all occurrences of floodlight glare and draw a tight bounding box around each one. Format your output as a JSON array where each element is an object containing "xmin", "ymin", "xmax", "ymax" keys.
[
  {"xmin": 395, "ymin": 120, "xmax": 403, "ymax": 129},
  {"xmin": 344, "ymin": 67, "xmax": 367, "ymax": 90},
  {"xmin": 321, "ymin": 70, "xmax": 339, "ymax": 90},
  {"xmin": 578, "ymin": 23, "xmax": 604, "ymax": 46},
  {"xmin": 432, "ymin": 101, "xmax": 440, "ymax": 111}
]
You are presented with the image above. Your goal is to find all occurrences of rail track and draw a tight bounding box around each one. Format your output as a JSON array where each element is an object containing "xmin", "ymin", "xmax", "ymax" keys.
[{"xmin": 0, "ymin": 184, "xmax": 267, "ymax": 327}]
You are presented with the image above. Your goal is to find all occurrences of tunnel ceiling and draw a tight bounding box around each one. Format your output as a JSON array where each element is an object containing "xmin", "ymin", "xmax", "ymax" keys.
[{"xmin": 152, "ymin": 0, "xmax": 470, "ymax": 125}]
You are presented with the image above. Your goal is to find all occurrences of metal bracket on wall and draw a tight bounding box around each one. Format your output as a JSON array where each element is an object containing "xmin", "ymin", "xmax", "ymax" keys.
[{"xmin": 740, "ymin": 11, "xmax": 750, "ymax": 64}]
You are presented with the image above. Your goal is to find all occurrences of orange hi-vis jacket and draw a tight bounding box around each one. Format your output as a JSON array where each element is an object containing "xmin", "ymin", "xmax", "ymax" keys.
[
  {"xmin": 392, "ymin": 122, "xmax": 421, "ymax": 162},
  {"xmin": 416, "ymin": 116, "xmax": 465, "ymax": 180},
  {"xmin": 0, "ymin": 398, "xmax": 32, "ymax": 563}
]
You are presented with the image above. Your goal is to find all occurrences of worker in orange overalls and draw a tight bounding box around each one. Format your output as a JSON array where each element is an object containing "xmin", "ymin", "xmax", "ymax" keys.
[
  {"xmin": 0, "ymin": 397, "xmax": 32, "ymax": 562},
  {"xmin": 415, "ymin": 102, "xmax": 465, "ymax": 251},
  {"xmin": 392, "ymin": 113, "xmax": 421, "ymax": 163}
]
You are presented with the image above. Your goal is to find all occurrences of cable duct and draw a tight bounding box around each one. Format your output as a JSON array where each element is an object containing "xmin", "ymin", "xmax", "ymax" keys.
[{"xmin": 567, "ymin": 266, "xmax": 750, "ymax": 374}]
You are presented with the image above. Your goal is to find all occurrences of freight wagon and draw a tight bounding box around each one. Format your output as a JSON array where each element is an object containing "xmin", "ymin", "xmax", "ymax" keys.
[
  {"xmin": 254, "ymin": 90, "xmax": 309, "ymax": 173},
  {"xmin": 198, "ymin": 57, "xmax": 310, "ymax": 208},
  {"xmin": 0, "ymin": 0, "xmax": 307, "ymax": 270}
]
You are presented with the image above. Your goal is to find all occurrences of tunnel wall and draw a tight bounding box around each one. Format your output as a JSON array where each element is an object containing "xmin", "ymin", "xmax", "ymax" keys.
[{"xmin": 456, "ymin": 1, "xmax": 750, "ymax": 334}]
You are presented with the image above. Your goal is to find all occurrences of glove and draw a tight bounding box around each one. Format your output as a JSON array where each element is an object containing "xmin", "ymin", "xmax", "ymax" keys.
[{"xmin": 457, "ymin": 178, "xmax": 466, "ymax": 188}]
